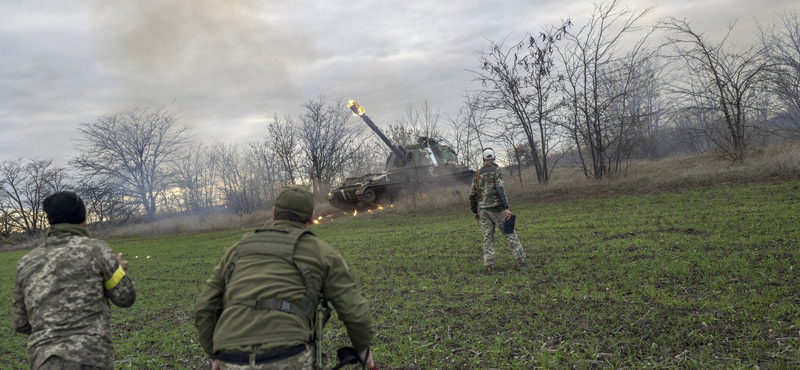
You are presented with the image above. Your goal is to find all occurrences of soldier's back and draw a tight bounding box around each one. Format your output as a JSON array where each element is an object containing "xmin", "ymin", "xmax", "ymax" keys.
[{"xmin": 16, "ymin": 231, "xmax": 117, "ymax": 369}]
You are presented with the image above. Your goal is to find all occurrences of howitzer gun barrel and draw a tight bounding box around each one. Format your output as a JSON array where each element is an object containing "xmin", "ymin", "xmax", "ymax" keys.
[{"xmin": 348, "ymin": 100, "xmax": 408, "ymax": 166}]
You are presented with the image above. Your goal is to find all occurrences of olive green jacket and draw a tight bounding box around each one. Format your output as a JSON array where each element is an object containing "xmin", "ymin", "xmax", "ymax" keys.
[{"xmin": 193, "ymin": 220, "xmax": 374, "ymax": 358}]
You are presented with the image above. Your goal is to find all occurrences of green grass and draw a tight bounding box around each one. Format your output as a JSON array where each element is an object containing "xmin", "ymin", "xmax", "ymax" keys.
[{"xmin": 2, "ymin": 181, "xmax": 799, "ymax": 369}]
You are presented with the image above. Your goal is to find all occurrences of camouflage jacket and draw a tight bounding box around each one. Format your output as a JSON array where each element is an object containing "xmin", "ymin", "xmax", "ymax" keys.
[
  {"xmin": 12, "ymin": 224, "xmax": 136, "ymax": 369},
  {"xmin": 469, "ymin": 161, "xmax": 510, "ymax": 213}
]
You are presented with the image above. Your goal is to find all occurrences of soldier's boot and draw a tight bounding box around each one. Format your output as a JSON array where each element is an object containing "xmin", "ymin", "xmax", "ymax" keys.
[{"xmin": 516, "ymin": 260, "xmax": 531, "ymax": 270}]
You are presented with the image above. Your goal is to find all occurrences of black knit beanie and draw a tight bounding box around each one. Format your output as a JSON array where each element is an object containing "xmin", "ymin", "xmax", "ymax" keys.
[{"xmin": 43, "ymin": 191, "xmax": 87, "ymax": 225}]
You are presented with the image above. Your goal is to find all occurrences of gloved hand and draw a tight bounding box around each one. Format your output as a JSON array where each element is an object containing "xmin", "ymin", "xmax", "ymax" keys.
[{"xmin": 332, "ymin": 347, "xmax": 377, "ymax": 369}]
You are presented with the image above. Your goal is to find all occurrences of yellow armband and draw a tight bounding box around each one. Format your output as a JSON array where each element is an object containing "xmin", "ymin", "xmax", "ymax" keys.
[{"xmin": 104, "ymin": 265, "xmax": 125, "ymax": 290}]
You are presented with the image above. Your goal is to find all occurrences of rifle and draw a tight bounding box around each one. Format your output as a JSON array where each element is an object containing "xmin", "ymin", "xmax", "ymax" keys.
[
  {"xmin": 315, "ymin": 302, "xmax": 332, "ymax": 369},
  {"xmin": 316, "ymin": 301, "xmax": 377, "ymax": 369}
]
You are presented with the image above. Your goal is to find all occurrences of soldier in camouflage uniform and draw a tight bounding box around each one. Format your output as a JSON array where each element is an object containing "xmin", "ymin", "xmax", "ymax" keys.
[
  {"xmin": 194, "ymin": 185, "xmax": 376, "ymax": 370},
  {"xmin": 12, "ymin": 191, "xmax": 136, "ymax": 370},
  {"xmin": 469, "ymin": 148, "xmax": 529, "ymax": 274}
]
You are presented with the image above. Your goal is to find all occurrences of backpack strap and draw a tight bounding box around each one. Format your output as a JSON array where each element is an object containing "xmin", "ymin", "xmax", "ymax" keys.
[
  {"xmin": 475, "ymin": 164, "xmax": 499, "ymax": 204},
  {"xmin": 475, "ymin": 167, "xmax": 482, "ymax": 203},
  {"xmin": 222, "ymin": 227, "xmax": 319, "ymax": 327}
]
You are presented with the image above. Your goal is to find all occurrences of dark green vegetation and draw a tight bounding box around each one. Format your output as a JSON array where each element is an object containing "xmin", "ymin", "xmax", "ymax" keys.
[{"xmin": 1, "ymin": 181, "xmax": 799, "ymax": 369}]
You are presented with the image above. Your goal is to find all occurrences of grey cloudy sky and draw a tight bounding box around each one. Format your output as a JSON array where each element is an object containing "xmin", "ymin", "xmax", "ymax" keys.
[{"xmin": 1, "ymin": 0, "xmax": 795, "ymax": 165}]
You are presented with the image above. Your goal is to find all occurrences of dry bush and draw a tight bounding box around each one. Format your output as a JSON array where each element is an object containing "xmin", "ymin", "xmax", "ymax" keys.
[
  {"xmin": 0, "ymin": 238, "xmax": 41, "ymax": 252},
  {"xmin": 503, "ymin": 140, "xmax": 800, "ymax": 203}
]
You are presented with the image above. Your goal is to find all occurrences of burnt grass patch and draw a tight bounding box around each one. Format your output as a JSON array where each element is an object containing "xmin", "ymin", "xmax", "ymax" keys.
[{"xmin": 0, "ymin": 180, "xmax": 799, "ymax": 369}]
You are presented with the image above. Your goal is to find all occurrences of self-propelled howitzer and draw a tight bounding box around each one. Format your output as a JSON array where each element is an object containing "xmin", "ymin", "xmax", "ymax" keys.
[{"xmin": 327, "ymin": 101, "xmax": 475, "ymax": 210}]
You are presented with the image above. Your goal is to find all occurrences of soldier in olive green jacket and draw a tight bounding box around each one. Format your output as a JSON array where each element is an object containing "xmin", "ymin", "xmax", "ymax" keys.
[
  {"xmin": 13, "ymin": 191, "xmax": 136, "ymax": 370},
  {"xmin": 194, "ymin": 185, "xmax": 376, "ymax": 370}
]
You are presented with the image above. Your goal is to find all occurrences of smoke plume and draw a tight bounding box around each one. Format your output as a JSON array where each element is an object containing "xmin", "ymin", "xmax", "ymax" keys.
[{"xmin": 82, "ymin": 0, "xmax": 316, "ymax": 121}]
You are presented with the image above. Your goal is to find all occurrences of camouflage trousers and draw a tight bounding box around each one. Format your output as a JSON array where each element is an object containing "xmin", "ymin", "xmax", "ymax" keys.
[
  {"xmin": 219, "ymin": 344, "xmax": 318, "ymax": 370},
  {"xmin": 37, "ymin": 356, "xmax": 110, "ymax": 370},
  {"xmin": 479, "ymin": 209, "xmax": 526, "ymax": 267}
]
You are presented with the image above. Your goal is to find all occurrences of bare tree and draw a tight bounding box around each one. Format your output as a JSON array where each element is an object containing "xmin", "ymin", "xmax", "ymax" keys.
[
  {"xmin": 299, "ymin": 96, "xmax": 361, "ymax": 198},
  {"xmin": 267, "ymin": 114, "xmax": 301, "ymax": 185},
  {"xmin": 386, "ymin": 123, "xmax": 417, "ymax": 148},
  {"xmin": 497, "ymin": 126, "xmax": 529, "ymax": 185},
  {"xmin": 395, "ymin": 100, "xmax": 444, "ymax": 143},
  {"xmin": 445, "ymin": 91, "xmax": 490, "ymax": 169},
  {"xmin": 760, "ymin": 10, "xmax": 800, "ymax": 134},
  {"xmin": 175, "ymin": 142, "xmax": 219, "ymax": 213},
  {"xmin": 672, "ymin": 109, "xmax": 714, "ymax": 153},
  {"xmin": 662, "ymin": 18, "xmax": 769, "ymax": 162},
  {"xmin": 443, "ymin": 114, "xmax": 469, "ymax": 168},
  {"xmin": 597, "ymin": 46, "xmax": 663, "ymax": 172},
  {"xmin": 556, "ymin": 29, "xmax": 591, "ymax": 176},
  {"xmin": 72, "ymin": 107, "xmax": 190, "ymax": 219},
  {"xmin": 76, "ymin": 177, "xmax": 135, "ymax": 228},
  {"xmin": 473, "ymin": 36, "xmax": 546, "ymax": 182},
  {"xmin": 474, "ymin": 19, "xmax": 572, "ymax": 184},
  {"xmin": 0, "ymin": 209, "xmax": 12, "ymax": 239},
  {"xmin": 344, "ymin": 138, "xmax": 387, "ymax": 178},
  {"xmin": 216, "ymin": 143, "xmax": 264, "ymax": 216},
  {"xmin": 523, "ymin": 23, "xmax": 573, "ymax": 181},
  {"xmin": 625, "ymin": 55, "xmax": 669, "ymax": 159},
  {"xmin": 557, "ymin": 0, "xmax": 653, "ymax": 178},
  {"xmin": 0, "ymin": 158, "xmax": 69, "ymax": 236},
  {"xmin": 248, "ymin": 139, "xmax": 283, "ymax": 205}
]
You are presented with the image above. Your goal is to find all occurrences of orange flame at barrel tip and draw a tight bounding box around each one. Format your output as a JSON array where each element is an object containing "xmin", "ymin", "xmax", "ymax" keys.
[
  {"xmin": 377, "ymin": 205, "xmax": 384, "ymax": 210},
  {"xmin": 347, "ymin": 100, "xmax": 365, "ymax": 116},
  {"xmin": 313, "ymin": 220, "xmax": 320, "ymax": 224},
  {"xmin": 353, "ymin": 210, "xmax": 358, "ymax": 216}
]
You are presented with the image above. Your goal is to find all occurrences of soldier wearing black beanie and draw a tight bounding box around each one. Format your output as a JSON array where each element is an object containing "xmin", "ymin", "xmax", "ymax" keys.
[
  {"xmin": 15, "ymin": 190, "xmax": 136, "ymax": 369},
  {"xmin": 43, "ymin": 191, "xmax": 86, "ymax": 225}
]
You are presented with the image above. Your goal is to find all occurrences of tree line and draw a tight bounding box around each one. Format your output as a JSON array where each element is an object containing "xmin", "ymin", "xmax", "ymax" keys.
[
  {"xmin": 472, "ymin": 1, "xmax": 800, "ymax": 182},
  {"xmin": 2, "ymin": 1, "xmax": 799, "ymax": 238}
]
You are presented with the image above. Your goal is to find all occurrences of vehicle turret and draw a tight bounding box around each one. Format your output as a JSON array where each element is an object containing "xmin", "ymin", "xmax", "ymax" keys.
[{"xmin": 327, "ymin": 101, "xmax": 475, "ymax": 209}]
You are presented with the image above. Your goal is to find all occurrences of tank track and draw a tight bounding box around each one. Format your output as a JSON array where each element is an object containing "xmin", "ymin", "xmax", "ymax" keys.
[{"xmin": 356, "ymin": 185, "xmax": 389, "ymax": 205}]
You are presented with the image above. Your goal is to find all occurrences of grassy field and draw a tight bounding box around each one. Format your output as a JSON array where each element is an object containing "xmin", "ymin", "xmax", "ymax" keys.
[{"xmin": 1, "ymin": 180, "xmax": 799, "ymax": 369}]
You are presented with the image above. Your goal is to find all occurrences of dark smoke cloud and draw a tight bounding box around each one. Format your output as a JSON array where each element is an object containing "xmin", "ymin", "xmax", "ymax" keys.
[{"xmin": 82, "ymin": 0, "xmax": 316, "ymax": 119}]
